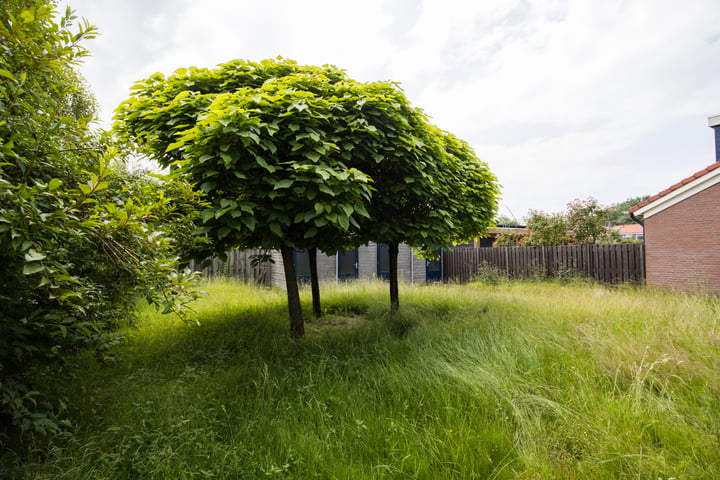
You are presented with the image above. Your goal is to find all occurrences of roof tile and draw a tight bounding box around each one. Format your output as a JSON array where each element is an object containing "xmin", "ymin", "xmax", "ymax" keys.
[{"xmin": 629, "ymin": 162, "xmax": 720, "ymax": 213}]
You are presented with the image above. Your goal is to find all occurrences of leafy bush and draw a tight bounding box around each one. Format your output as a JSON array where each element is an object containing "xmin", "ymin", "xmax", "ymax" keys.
[
  {"xmin": 493, "ymin": 231, "xmax": 526, "ymax": 247},
  {"xmin": 473, "ymin": 261, "xmax": 506, "ymax": 285},
  {"xmin": 0, "ymin": 0, "xmax": 204, "ymax": 446}
]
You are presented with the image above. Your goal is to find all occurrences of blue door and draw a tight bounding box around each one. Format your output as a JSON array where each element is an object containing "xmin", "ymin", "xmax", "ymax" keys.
[
  {"xmin": 293, "ymin": 248, "xmax": 311, "ymax": 283},
  {"xmin": 377, "ymin": 243, "xmax": 390, "ymax": 280},
  {"xmin": 337, "ymin": 249, "xmax": 359, "ymax": 280},
  {"xmin": 425, "ymin": 250, "xmax": 442, "ymax": 282}
]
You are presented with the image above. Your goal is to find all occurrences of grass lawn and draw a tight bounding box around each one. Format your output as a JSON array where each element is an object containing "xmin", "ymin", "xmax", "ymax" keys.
[{"xmin": 4, "ymin": 278, "xmax": 720, "ymax": 479}]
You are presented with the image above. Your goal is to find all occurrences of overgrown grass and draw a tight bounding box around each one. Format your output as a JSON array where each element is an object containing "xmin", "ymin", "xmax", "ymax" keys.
[{"xmin": 4, "ymin": 278, "xmax": 720, "ymax": 479}]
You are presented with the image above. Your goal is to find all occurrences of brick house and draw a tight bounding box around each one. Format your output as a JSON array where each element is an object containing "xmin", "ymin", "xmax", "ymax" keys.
[{"xmin": 629, "ymin": 116, "xmax": 720, "ymax": 294}]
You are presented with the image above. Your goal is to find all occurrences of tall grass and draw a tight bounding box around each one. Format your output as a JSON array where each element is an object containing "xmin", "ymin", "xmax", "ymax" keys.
[{"xmin": 4, "ymin": 278, "xmax": 719, "ymax": 479}]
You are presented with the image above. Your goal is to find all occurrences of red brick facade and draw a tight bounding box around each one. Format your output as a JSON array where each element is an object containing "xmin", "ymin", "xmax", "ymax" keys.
[{"xmin": 643, "ymin": 182, "xmax": 720, "ymax": 294}]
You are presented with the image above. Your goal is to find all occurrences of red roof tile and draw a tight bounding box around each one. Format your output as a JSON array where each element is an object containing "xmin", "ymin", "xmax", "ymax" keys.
[
  {"xmin": 628, "ymin": 162, "xmax": 720, "ymax": 213},
  {"xmin": 613, "ymin": 224, "xmax": 644, "ymax": 234}
]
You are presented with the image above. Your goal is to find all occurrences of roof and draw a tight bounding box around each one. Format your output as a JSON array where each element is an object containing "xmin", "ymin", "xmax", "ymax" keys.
[
  {"xmin": 612, "ymin": 224, "xmax": 643, "ymax": 235},
  {"xmin": 488, "ymin": 226, "xmax": 529, "ymax": 235},
  {"xmin": 629, "ymin": 162, "xmax": 720, "ymax": 218}
]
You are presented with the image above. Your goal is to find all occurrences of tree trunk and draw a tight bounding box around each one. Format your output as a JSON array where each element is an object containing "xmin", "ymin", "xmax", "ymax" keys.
[
  {"xmin": 389, "ymin": 241, "xmax": 400, "ymax": 312},
  {"xmin": 308, "ymin": 247, "xmax": 322, "ymax": 317},
  {"xmin": 281, "ymin": 247, "xmax": 304, "ymax": 336}
]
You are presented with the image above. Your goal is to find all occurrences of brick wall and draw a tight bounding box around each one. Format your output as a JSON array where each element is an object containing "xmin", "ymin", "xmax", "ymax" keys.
[{"xmin": 644, "ymin": 182, "xmax": 720, "ymax": 294}]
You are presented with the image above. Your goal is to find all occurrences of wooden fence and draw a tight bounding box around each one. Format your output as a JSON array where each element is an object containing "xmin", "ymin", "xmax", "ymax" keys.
[
  {"xmin": 444, "ymin": 244, "xmax": 645, "ymax": 284},
  {"xmin": 189, "ymin": 249, "xmax": 271, "ymax": 286}
]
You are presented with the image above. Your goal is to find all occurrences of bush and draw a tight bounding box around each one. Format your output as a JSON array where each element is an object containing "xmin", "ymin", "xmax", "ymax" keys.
[
  {"xmin": 473, "ymin": 261, "xmax": 506, "ymax": 285},
  {"xmin": 0, "ymin": 0, "xmax": 204, "ymax": 446}
]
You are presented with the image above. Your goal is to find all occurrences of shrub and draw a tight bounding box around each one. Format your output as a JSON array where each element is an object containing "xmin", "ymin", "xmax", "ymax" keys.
[{"xmin": 0, "ymin": 0, "xmax": 204, "ymax": 446}]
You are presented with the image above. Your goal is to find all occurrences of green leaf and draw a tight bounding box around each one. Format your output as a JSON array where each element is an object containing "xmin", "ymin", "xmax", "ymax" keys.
[
  {"xmin": 341, "ymin": 204, "xmax": 354, "ymax": 217},
  {"xmin": 255, "ymin": 156, "xmax": 276, "ymax": 173},
  {"xmin": 201, "ymin": 209, "xmax": 216, "ymax": 223},
  {"xmin": 269, "ymin": 222, "xmax": 283, "ymax": 237},
  {"xmin": 48, "ymin": 178, "xmax": 62, "ymax": 191},
  {"xmin": 0, "ymin": 69, "xmax": 14, "ymax": 81},
  {"xmin": 304, "ymin": 226, "xmax": 318, "ymax": 238},
  {"xmin": 318, "ymin": 184, "xmax": 335, "ymax": 196},
  {"xmin": 262, "ymin": 139, "xmax": 277, "ymax": 154},
  {"xmin": 200, "ymin": 180, "xmax": 216, "ymax": 193},
  {"xmin": 24, "ymin": 250, "xmax": 46, "ymax": 262},
  {"xmin": 355, "ymin": 203, "xmax": 370, "ymax": 218},
  {"xmin": 241, "ymin": 216, "xmax": 256, "ymax": 231},
  {"xmin": 217, "ymin": 227, "xmax": 231, "ymax": 240},
  {"xmin": 305, "ymin": 151, "xmax": 321, "ymax": 162},
  {"xmin": 273, "ymin": 179, "xmax": 293, "ymax": 190},
  {"xmin": 19, "ymin": 9, "xmax": 35, "ymax": 23},
  {"xmin": 220, "ymin": 152, "xmax": 235, "ymax": 168},
  {"xmin": 23, "ymin": 262, "xmax": 44, "ymax": 275},
  {"xmin": 166, "ymin": 140, "xmax": 184, "ymax": 152}
]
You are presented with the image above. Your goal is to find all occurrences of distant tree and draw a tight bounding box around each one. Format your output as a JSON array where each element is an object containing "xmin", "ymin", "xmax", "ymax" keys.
[
  {"xmin": 606, "ymin": 196, "xmax": 650, "ymax": 225},
  {"xmin": 565, "ymin": 197, "xmax": 610, "ymax": 245},
  {"xmin": 495, "ymin": 215, "xmax": 522, "ymax": 227},
  {"xmin": 523, "ymin": 211, "xmax": 570, "ymax": 246}
]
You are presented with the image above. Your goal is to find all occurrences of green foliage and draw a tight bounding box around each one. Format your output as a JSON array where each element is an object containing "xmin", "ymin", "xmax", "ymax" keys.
[
  {"xmin": 0, "ymin": 0, "xmax": 204, "ymax": 444},
  {"xmin": 493, "ymin": 231, "xmax": 526, "ymax": 247},
  {"xmin": 473, "ymin": 261, "xmax": 506, "ymax": 284},
  {"xmin": 523, "ymin": 210, "xmax": 570, "ymax": 246},
  {"xmin": 115, "ymin": 57, "xmax": 499, "ymax": 319},
  {"xmin": 565, "ymin": 197, "xmax": 610, "ymax": 245},
  {"xmin": 607, "ymin": 195, "xmax": 650, "ymax": 225},
  {"xmin": 524, "ymin": 197, "xmax": 616, "ymax": 246},
  {"xmin": 115, "ymin": 59, "xmax": 376, "ymax": 254},
  {"xmin": 4, "ymin": 280, "xmax": 719, "ymax": 478},
  {"xmin": 115, "ymin": 57, "xmax": 498, "ymax": 255},
  {"xmin": 495, "ymin": 214, "xmax": 522, "ymax": 227}
]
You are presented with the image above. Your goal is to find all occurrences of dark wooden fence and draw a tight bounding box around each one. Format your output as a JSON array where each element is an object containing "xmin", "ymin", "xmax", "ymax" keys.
[
  {"xmin": 189, "ymin": 249, "xmax": 271, "ymax": 286},
  {"xmin": 444, "ymin": 244, "xmax": 645, "ymax": 284}
]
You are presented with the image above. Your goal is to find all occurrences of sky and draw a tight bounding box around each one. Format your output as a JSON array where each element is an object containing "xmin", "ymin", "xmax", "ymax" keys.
[{"xmin": 63, "ymin": 0, "xmax": 720, "ymax": 221}]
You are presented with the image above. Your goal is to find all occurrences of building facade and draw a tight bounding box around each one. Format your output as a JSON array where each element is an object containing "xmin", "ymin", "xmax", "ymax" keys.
[
  {"xmin": 269, "ymin": 242, "xmax": 439, "ymax": 289},
  {"xmin": 629, "ymin": 162, "xmax": 720, "ymax": 295}
]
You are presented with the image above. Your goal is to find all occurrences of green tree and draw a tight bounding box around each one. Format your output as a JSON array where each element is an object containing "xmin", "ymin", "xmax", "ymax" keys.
[
  {"xmin": 306, "ymin": 76, "xmax": 499, "ymax": 312},
  {"xmin": 523, "ymin": 210, "xmax": 570, "ymax": 246},
  {"xmin": 606, "ymin": 195, "xmax": 650, "ymax": 225},
  {"xmin": 324, "ymin": 84, "xmax": 499, "ymax": 311},
  {"xmin": 0, "ymin": 0, "xmax": 202, "ymax": 442},
  {"xmin": 116, "ymin": 58, "xmax": 499, "ymax": 319},
  {"xmin": 565, "ymin": 197, "xmax": 610, "ymax": 245},
  {"xmin": 116, "ymin": 60, "xmax": 376, "ymax": 335},
  {"xmin": 495, "ymin": 215, "xmax": 522, "ymax": 227}
]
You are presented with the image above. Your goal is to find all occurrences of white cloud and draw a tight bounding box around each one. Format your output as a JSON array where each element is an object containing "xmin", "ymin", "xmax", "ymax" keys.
[{"xmin": 66, "ymin": 0, "xmax": 720, "ymax": 218}]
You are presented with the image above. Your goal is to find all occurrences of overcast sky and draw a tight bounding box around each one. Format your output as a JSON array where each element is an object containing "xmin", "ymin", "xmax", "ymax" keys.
[{"xmin": 63, "ymin": 0, "xmax": 720, "ymax": 220}]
